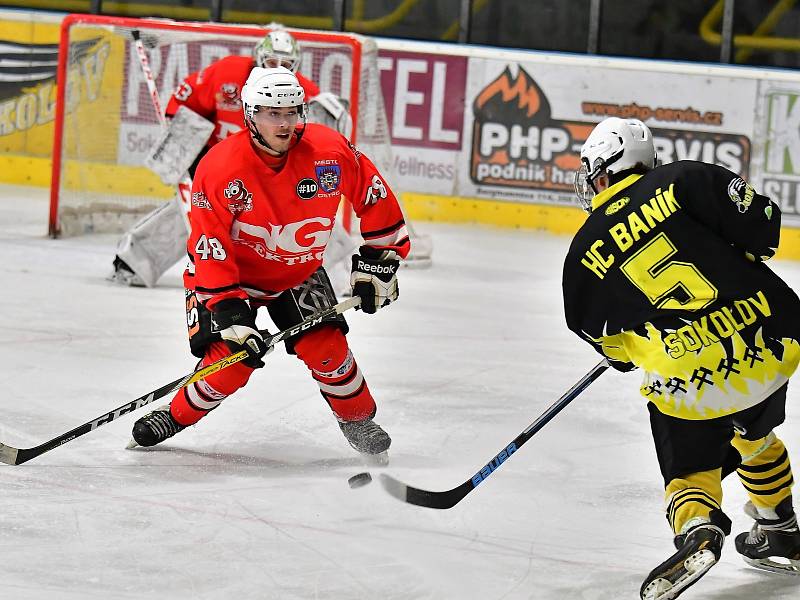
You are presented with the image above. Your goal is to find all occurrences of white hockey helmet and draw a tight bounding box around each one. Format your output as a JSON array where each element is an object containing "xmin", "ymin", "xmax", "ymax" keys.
[
  {"xmin": 241, "ymin": 66, "xmax": 306, "ymax": 151},
  {"xmin": 242, "ymin": 66, "xmax": 305, "ymax": 116},
  {"xmin": 307, "ymin": 92, "xmax": 353, "ymax": 139},
  {"xmin": 574, "ymin": 117, "xmax": 656, "ymax": 211},
  {"xmin": 254, "ymin": 28, "xmax": 300, "ymax": 73}
]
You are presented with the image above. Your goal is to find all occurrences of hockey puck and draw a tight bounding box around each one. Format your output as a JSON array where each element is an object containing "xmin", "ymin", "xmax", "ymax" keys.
[{"xmin": 348, "ymin": 472, "xmax": 372, "ymax": 489}]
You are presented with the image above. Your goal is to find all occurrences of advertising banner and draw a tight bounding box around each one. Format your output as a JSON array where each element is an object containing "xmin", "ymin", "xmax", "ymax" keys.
[
  {"xmin": 456, "ymin": 55, "xmax": 755, "ymax": 209},
  {"xmin": 3, "ymin": 10, "xmax": 800, "ymax": 231},
  {"xmin": 0, "ymin": 14, "xmax": 61, "ymax": 155},
  {"xmin": 376, "ymin": 49, "xmax": 467, "ymax": 195},
  {"xmin": 754, "ymin": 84, "xmax": 800, "ymax": 222}
]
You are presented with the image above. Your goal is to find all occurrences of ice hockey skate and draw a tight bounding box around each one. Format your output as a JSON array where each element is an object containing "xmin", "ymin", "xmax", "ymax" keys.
[
  {"xmin": 735, "ymin": 499, "xmax": 800, "ymax": 574},
  {"xmin": 640, "ymin": 524, "xmax": 725, "ymax": 600},
  {"xmin": 127, "ymin": 405, "xmax": 185, "ymax": 449},
  {"xmin": 338, "ymin": 418, "xmax": 391, "ymax": 464}
]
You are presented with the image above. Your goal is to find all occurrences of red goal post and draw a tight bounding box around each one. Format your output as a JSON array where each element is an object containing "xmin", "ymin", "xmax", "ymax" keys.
[{"xmin": 48, "ymin": 13, "xmax": 392, "ymax": 237}]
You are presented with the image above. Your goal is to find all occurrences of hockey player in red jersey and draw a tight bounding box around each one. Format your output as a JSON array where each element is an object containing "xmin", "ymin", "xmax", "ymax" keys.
[
  {"xmin": 129, "ymin": 66, "xmax": 410, "ymax": 460},
  {"xmin": 111, "ymin": 28, "xmax": 321, "ymax": 287}
]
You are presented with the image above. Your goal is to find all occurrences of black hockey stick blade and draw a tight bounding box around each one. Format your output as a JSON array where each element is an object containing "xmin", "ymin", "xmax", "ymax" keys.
[
  {"xmin": 379, "ymin": 359, "xmax": 610, "ymax": 509},
  {"xmin": 0, "ymin": 296, "xmax": 360, "ymax": 465}
]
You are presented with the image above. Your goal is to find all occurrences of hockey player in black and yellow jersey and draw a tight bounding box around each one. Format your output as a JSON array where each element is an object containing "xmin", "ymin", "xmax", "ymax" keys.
[{"xmin": 564, "ymin": 117, "xmax": 800, "ymax": 600}]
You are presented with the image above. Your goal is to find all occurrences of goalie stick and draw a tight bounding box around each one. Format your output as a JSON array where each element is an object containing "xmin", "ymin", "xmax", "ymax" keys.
[
  {"xmin": 379, "ymin": 359, "xmax": 610, "ymax": 509},
  {"xmin": 0, "ymin": 297, "xmax": 361, "ymax": 466},
  {"xmin": 131, "ymin": 29, "xmax": 193, "ymax": 230}
]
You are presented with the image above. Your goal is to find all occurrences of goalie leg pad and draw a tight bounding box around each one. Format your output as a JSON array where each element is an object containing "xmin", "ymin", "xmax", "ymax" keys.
[
  {"xmin": 115, "ymin": 199, "xmax": 188, "ymax": 287},
  {"xmin": 266, "ymin": 267, "xmax": 348, "ymax": 354},
  {"xmin": 170, "ymin": 340, "xmax": 256, "ymax": 426},
  {"xmin": 293, "ymin": 325, "xmax": 376, "ymax": 422}
]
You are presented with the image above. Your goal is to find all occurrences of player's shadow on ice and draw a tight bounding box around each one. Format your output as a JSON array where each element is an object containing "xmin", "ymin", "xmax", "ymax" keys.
[{"xmin": 131, "ymin": 444, "xmax": 371, "ymax": 472}]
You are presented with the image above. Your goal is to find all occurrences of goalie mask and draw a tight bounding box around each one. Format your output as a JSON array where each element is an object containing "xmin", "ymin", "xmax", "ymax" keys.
[
  {"xmin": 574, "ymin": 117, "xmax": 656, "ymax": 212},
  {"xmin": 254, "ymin": 29, "xmax": 300, "ymax": 73},
  {"xmin": 241, "ymin": 66, "xmax": 306, "ymax": 153}
]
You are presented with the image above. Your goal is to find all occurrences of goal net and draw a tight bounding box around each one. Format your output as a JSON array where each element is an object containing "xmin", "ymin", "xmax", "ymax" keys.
[{"xmin": 49, "ymin": 14, "xmax": 430, "ymax": 263}]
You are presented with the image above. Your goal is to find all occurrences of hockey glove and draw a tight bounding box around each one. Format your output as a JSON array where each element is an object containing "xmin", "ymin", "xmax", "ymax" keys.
[
  {"xmin": 350, "ymin": 247, "xmax": 400, "ymax": 314},
  {"xmin": 212, "ymin": 298, "xmax": 271, "ymax": 368}
]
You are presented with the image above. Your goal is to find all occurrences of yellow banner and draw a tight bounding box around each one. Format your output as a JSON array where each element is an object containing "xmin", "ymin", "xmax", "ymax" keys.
[{"xmin": 0, "ymin": 18, "xmax": 60, "ymax": 156}]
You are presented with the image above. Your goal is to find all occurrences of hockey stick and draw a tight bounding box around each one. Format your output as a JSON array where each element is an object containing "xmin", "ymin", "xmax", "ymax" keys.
[
  {"xmin": 131, "ymin": 29, "xmax": 193, "ymax": 230},
  {"xmin": 0, "ymin": 296, "xmax": 361, "ymax": 466},
  {"xmin": 379, "ymin": 358, "xmax": 610, "ymax": 509}
]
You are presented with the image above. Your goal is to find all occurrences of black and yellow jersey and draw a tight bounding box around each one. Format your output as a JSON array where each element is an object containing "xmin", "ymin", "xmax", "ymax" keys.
[{"xmin": 563, "ymin": 160, "xmax": 800, "ymax": 420}]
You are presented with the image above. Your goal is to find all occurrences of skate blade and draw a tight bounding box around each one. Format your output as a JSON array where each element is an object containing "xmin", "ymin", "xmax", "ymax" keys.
[
  {"xmin": 642, "ymin": 550, "xmax": 717, "ymax": 600},
  {"xmin": 742, "ymin": 556, "xmax": 800, "ymax": 575}
]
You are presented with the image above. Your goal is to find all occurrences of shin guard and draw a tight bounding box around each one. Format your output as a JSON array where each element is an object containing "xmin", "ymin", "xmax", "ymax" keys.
[
  {"xmin": 170, "ymin": 341, "xmax": 255, "ymax": 425},
  {"xmin": 293, "ymin": 325, "xmax": 376, "ymax": 421},
  {"xmin": 733, "ymin": 432, "xmax": 794, "ymax": 516},
  {"xmin": 665, "ymin": 469, "xmax": 725, "ymax": 536}
]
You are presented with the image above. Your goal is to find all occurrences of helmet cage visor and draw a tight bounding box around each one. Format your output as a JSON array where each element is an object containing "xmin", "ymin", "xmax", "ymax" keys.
[
  {"xmin": 573, "ymin": 140, "xmax": 627, "ymax": 211},
  {"xmin": 260, "ymin": 55, "xmax": 299, "ymax": 71},
  {"xmin": 573, "ymin": 160, "xmax": 594, "ymax": 212},
  {"xmin": 251, "ymin": 103, "xmax": 306, "ymax": 126}
]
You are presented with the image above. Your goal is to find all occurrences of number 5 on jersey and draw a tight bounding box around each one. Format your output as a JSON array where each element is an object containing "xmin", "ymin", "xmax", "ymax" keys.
[
  {"xmin": 195, "ymin": 235, "xmax": 227, "ymax": 260},
  {"xmin": 620, "ymin": 232, "xmax": 717, "ymax": 310}
]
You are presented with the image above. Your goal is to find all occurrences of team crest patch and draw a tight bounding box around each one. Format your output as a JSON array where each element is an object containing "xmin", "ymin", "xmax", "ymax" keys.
[
  {"xmin": 605, "ymin": 197, "xmax": 629, "ymax": 216},
  {"xmin": 727, "ymin": 177, "xmax": 755, "ymax": 213},
  {"xmin": 224, "ymin": 178, "xmax": 253, "ymax": 213},
  {"xmin": 315, "ymin": 164, "xmax": 341, "ymax": 193},
  {"xmin": 191, "ymin": 191, "xmax": 211, "ymax": 209},
  {"xmin": 216, "ymin": 82, "xmax": 241, "ymax": 110},
  {"xmin": 297, "ymin": 178, "xmax": 319, "ymax": 200}
]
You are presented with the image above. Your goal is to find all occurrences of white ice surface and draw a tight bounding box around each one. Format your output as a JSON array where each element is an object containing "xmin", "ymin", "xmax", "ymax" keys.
[{"xmin": 1, "ymin": 184, "xmax": 799, "ymax": 600}]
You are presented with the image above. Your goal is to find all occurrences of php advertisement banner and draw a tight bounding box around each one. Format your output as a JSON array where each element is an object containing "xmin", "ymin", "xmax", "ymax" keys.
[{"xmin": 377, "ymin": 39, "xmax": 800, "ymax": 226}]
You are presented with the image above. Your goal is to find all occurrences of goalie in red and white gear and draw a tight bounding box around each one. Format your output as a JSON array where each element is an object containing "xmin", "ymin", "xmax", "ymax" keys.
[
  {"xmin": 110, "ymin": 27, "xmax": 321, "ymax": 288},
  {"xmin": 164, "ymin": 27, "xmax": 319, "ymax": 151},
  {"xmin": 129, "ymin": 66, "xmax": 410, "ymax": 460}
]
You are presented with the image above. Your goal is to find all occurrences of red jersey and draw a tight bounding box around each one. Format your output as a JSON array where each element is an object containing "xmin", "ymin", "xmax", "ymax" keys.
[
  {"xmin": 165, "ymin": 55, "xmax": 320, "ymax": 147},
  {"xmin": 186, "ymin": 124, "xmax": 411, "ymax": 309}
]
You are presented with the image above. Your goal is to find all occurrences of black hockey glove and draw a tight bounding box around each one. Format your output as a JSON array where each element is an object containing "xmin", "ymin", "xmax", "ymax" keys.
[
  {"xmin": 350, "ymin": 247, "xmax": 400, "ymax": 314},
  {"xmin": 212, "ymin": 298, "xmax": 271, "ymax": 368}
]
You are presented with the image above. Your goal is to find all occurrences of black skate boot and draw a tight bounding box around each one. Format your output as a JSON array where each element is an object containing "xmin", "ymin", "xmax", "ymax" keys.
[
  {"xmin": 128, "ymin": 405, "xmax": 185, "ymax": 448},
  {"xmin": 338, "ymin": 418, "xmax": 391, "ymax": 461},
  {"xmin": 640, "ymin": 522, "xmax": 727, "ymax": 600},
  {"xmin": 735, "ymin": 498, "xmax": 800, "ymax": 574}
]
